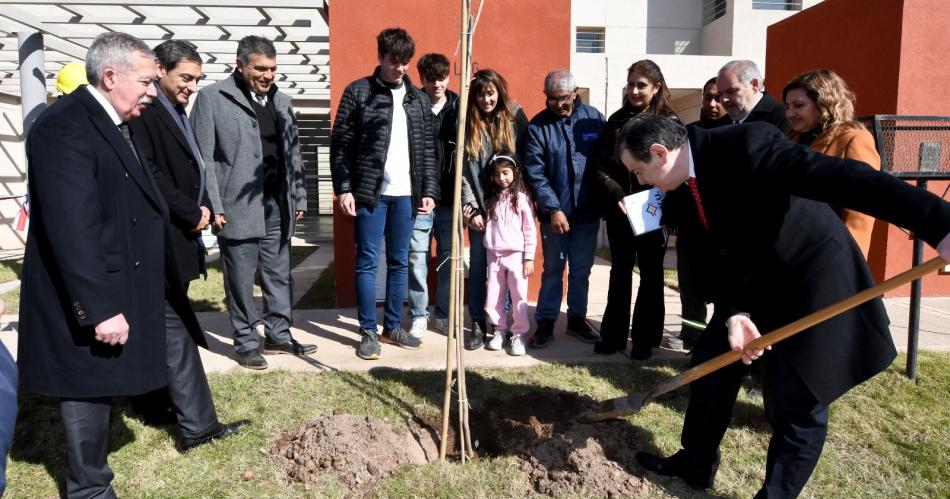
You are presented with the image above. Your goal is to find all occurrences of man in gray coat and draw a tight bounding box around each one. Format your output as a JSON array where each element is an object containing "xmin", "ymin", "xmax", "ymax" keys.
[{"xmin": 191, "ymin": 35, "xmax": 315, "ymax": 369}]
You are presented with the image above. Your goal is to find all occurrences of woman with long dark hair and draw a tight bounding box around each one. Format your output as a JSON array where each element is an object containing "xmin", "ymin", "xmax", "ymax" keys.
[
  {"xmin": 596, "ymin": 59, "xmax": 679, "ymax": 360},
  {"xmin": 460, "ymin": 69, "xmax": 529, "ymax": 350}
]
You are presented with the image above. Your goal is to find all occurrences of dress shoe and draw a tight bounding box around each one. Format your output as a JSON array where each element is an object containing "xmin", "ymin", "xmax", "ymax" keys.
[
  {"xmin": 566, "ymin": 316, "xmax": 600, "ymax": 343},
  {"xmin": 529, "ymin": 319, "xmax": 555, "ymax": 349},
  {"xmin": 237, "ymin": 350, "xmax": 268, "ymax": 370},
  {"xmin": 630, "ymin": 345, "xmax": 653, "ymax": 360},
  {"xmin": 263, "ymin": 339, "xmax": 317, "ymax": 355},
  {"xmin": 636, "ymin": 451, "xmax": 713, "ymax": 490},
  {"xmin": 464, "ymin": 320, "xmax": 485, "ymax": 350},
  {"xmin": 180, "ymin": 419, "xmax": 252, "ymax": 452}
]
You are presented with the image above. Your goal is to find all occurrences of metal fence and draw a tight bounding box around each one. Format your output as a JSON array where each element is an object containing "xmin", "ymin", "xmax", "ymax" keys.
[{"xmin": 859, "ymin": 115, "xmax": 950, "ymax": 179}]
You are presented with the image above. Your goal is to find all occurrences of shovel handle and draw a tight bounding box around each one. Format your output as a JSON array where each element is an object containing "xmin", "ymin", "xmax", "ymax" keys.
[{"xmin": 648, "ymin": 256, "xmax": 947, "ymax": 400}]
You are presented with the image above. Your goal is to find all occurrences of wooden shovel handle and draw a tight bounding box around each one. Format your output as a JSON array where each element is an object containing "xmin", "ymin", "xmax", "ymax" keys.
[{"xmin": 649, "ymin": 256, "xmax": 947, "ymax": 400}]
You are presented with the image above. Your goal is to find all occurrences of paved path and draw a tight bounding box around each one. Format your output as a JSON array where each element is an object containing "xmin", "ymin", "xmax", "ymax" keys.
[{"xmin": 1, "ymin": 245, "xmax": 948, "ymax": 374}]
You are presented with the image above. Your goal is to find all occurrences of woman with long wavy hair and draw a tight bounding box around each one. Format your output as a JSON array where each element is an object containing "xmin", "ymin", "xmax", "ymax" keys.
[
  {"xmin": 784, "ymin": 69, "xmax": 881, "ymax": 259},
  {"xmin": 459, "ymin": 68, "xmax": 529, "ymax": 350},
  {"xmin": 595, "ymin": 59, "xmax": 679, "ymax": 360}
]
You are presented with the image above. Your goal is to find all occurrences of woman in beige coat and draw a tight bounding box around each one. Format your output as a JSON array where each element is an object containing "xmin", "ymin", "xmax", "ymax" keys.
[{"xmin": 784, "ymin": 69, "xmax": 881, "ymax": 259}]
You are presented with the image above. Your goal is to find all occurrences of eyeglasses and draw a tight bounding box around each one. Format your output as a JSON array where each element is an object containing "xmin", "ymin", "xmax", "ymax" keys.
[{"xmin": 545, "ymin": 92, "xmax": 575, "ymax": 105}]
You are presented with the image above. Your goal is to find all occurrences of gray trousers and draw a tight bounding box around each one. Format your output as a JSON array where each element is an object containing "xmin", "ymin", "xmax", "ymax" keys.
[
  {"xmin": 220, "ymin": 196, "xmax": 293, "ymax": 353},
  {"xmin": 60, "ymin": 399, "xmax": 117, "ymax": 499}
]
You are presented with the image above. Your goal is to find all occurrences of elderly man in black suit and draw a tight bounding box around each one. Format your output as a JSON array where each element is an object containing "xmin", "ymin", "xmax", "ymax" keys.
[
  {"xmin": 717, "ymin": 59, "xmax": 787, "ymax": 129},
  {"xmin": 19, "ymin": 33, "xmax": 199, "ymax": 498},
  {"xmin": 129, "ymin": 39, "xmax": 249, "ymax": 451},
  {"xmin": 617, "ymin": 114, "xmax": 950, "ymax": 497}
]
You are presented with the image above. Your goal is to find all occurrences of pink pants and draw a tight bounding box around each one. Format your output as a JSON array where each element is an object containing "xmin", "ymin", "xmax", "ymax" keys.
[{"xmin": 485, "ymin": 249, "xmax": 530, "ymax": 335}]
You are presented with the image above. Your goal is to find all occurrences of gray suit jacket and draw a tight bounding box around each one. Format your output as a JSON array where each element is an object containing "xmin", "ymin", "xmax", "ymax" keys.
[{"xmin": 191, "ymin": 73, "xmax": 307, "ymax": 240}]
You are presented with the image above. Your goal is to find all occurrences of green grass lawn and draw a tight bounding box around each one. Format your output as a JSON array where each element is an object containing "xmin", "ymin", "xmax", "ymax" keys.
[
  {"xmin": 0, "ymin": 259, "xmax": 22, "ymax": 284},
  {"xmin": 6, "ymin": 352, "xmax": 949, "ymax": 498}
]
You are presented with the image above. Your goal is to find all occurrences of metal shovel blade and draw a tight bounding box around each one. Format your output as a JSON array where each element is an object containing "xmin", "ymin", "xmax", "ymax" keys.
[{"xmin": 576, "ymin": 391, "xmax": 650, "ymax": 423}]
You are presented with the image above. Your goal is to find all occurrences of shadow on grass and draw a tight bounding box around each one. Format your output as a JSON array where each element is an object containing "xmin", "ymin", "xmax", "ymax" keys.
[{"xmin": 10, "ymin": 393, "xmax": 176, "ymax": 496}]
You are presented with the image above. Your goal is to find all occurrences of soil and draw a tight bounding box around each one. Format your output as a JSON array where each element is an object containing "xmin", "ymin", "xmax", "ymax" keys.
[{"xmin": 270, "ymin": 391, "xmax": 649, "ymax": 497}]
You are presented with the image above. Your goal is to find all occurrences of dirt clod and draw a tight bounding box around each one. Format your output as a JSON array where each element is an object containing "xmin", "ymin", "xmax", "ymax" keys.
[{"xmin": 240, "ymin": 470, "xmax": 255, "ymax": 481}]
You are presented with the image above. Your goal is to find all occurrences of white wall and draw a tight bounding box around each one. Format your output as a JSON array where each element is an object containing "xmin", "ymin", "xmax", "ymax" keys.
[{"xmin": 0, "ymin": 94, "xmax": 29, "ymax": 250}]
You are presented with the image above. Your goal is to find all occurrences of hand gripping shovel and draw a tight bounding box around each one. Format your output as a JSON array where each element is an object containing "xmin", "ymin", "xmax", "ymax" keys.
[{"xmin": 577, "ymin": 256, "xmax": 947, "ymax": 423}]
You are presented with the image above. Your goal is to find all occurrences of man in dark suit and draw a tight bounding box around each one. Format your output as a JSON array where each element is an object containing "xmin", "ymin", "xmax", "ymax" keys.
[
  {"xmin": 717, "ymin": 59, "xmax": 787, "ymax": 130},
  {"xmin": 617, "ymin": 114, "xmax": 950, "ymax": 497},
  {"xmin": 129, "ymin": 40, "xmax": 249, "ymax": 451},
  {"xmin": 18, "ymin": 33, "xmax": 200, "ymax": 498}
]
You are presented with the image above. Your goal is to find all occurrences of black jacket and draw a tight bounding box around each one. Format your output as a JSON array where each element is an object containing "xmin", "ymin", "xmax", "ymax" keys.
[
  {"xmin": 19, "ymin": 87, "xmax": 204, "ymax": 398},
  {"xmin": 130, "ymin": 94, "xmax": 211, "ymax": 284},
  {"xmin": 434, "ymin": 90, "xmax": 460, "ymax": 208},
  {"xmin": 738, "ymin": 91, "xmax": 788, "ymax": 132},
  {"xmin": 678, "ymin": 122, "xmax": 950, "ymax": 404},
  {"xmin": 330, "ymin": 68, "xmax": 438, "ymax": 210}
]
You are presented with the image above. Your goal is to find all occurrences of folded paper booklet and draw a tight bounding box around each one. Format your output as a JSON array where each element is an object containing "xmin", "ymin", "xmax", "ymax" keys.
[{"xmin": 623, "ymin": 187, "xmax": 665, "ymax": 235}]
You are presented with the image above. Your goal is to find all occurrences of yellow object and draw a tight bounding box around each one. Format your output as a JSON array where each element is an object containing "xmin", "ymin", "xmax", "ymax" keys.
[{"xmin": 55, "ymin": 62, "xmax": 88, "ymax": 95}]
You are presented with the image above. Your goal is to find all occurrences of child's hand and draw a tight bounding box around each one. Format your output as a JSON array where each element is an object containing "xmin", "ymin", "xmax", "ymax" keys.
[
  {"xmin": 523, "ymin": 260, "xmax": 534, "ymax": 278},
  {"xmin": 469, "ymin": 214, "xmax": 485, "ymax": 231}
]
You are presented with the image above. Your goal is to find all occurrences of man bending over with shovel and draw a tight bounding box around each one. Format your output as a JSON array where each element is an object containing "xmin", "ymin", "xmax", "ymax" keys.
[{"xmin": 616, "ymin": 114, "xmax": 950, "ymax": 497}]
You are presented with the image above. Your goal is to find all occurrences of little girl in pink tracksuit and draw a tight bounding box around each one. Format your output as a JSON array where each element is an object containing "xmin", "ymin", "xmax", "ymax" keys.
[{"xmin": 482, "ymin": 154, "xmax": 536, "ymax": 356}]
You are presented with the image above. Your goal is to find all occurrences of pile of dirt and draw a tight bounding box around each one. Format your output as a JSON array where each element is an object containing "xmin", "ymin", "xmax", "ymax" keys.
[
  {"xmin": 269, "ymin": 412, "xmax": 438, "ymax": 493},
  {"xmin": 471, "ymin": 390, "xmax": 650, "ymax": 497}
]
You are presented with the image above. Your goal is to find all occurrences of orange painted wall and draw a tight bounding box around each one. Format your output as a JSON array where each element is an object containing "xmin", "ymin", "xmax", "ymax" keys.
[
  {"xmin": 329, "ymin": 0, "xmax": 571, "ymax": 306},
  {"xmin": 766, "ymin": 0, "xmax": 950, "ymax": 296}
]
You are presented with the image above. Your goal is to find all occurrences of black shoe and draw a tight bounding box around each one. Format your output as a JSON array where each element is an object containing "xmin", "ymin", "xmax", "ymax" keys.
[
  {"xmin": 593, "ymin": 341, "xmax": 619, "ymax": 355},
  {"xmin": 357, "ymin": 328, "xmax": 382, "ymax": 360},
  {"xmin": 636, "ymin": 451, "xmax": 713, "ymax": 490},
  {"xmin": 236, "ymin": 350, "xmax": 268, "ymax": 370},
  {"xmin": 381, "ymin": 327, "xmax": 422, "ymax": 350},
  {"xmin": 630, "ymin": 345, "xmax": 653, "ymax": 360},
  {"xmin": 262, "ymin": 339, "xmax": 318, "ymax": 356},
  {"xmin": 528, "ymin": 319, "xmax": 555, "ymax": 349},
  {"xmin": 464, "ymin": 320, "xmax": 485, "ymax": 351},
  {"xmin": 180, "ymin": 419, "xmax": 252, "ymax": 452},
  {"xmin": 566, "ymin": 316, "xmax": 600, "ymax": 343}
]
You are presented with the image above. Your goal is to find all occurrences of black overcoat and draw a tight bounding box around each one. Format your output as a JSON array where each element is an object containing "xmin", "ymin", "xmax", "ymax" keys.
[
  {"xmin": 18, "ymin": 86, "xmax": 203, "ymax": 398},
  {"xmin": 129, "ymin": 96, "xmax": 211, "ymax": 284},
  {"xmin": 681, "ymin": 122, "xmax": 950, "ymax": 405}
]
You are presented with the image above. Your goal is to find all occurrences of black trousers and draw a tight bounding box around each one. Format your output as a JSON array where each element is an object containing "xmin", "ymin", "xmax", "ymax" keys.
[
  {"xmin": 678, "ymin": 317, "xmax": 829, "ymax": 498},
  {"xmin": 60, "ymin": 399, "xmax": 117, "ymax": 499},
  {"xmin": 134, "ymin": 299, "xmax": 218, "ymax": 439},
  {"xmin": 600, "ymin": 211, "xmax": 666, "ymax": 351},
  {"xmin": 675, "ymin": 227, "xmax": 709, "ymax": 341}
]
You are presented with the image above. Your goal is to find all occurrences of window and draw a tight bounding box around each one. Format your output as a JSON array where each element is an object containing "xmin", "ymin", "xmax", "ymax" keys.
[
  {"xmin": 752, "ymin": 1, "xmax": 803, "ymax": 10},
  {"xmin": 702, "ymin": 0, "xmax": 727, "ymax": 25},
  {"xmin": 576, "ymin": 27, "xmax": 605, "ymax": 54}
]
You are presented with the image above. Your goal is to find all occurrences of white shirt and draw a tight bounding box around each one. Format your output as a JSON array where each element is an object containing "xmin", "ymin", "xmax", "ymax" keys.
[
  {"xmin": 381, "ymin": 83, "xmax": 412, "ymax": 196},
  {"xmin": 431, "ymin": 97, "xmax": 447, "ymax": 116},
  {"xmin": 86, "ymin": 86, "xmax": 122, "ymax": 125}
]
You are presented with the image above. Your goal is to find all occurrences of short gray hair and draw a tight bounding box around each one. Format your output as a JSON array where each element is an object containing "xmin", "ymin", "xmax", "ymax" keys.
[
  {"xmin": 719, "ymin": 59, "xmax": 763, "ymax": 87},
  {"xmin": 85, "ymin": 32, "xmax": 153, "ymax": 86},
  {"xmin": 237, "ymin": 36, "xmax": 276, "ymax": 64},
  {"xmin": 544, "ymin": 69, "xmax": 576, "ymax": 94}
]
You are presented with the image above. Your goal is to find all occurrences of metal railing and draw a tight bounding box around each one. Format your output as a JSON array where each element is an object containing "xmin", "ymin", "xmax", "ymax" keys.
[
  {"xmin": 702, "ymin": 0, "xmax": 728, "ymax": 25},
  {"xmin": 752, "ymin": 0, "xmax": 803, "ymax": 10}
]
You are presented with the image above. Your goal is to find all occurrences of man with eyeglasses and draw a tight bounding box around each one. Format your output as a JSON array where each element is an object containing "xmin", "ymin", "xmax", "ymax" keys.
[
  {"xmin": 523, "ymin": 69, "xmax": 606, "ymax": 349},
  {"xmin": 191, "ymin": 35, "xmax": 315, "ymax": 370},
  {"xmin": 129, "ymin": 39, "xmax": 249, "ymax": 450}
]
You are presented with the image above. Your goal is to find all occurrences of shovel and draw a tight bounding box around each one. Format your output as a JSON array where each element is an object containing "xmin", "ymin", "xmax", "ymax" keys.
[{"xmin": 577, "ymin": 256, "xmax": 947, "ymax": 423}]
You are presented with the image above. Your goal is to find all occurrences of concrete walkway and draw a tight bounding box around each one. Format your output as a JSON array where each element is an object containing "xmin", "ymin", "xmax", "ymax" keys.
[{"xmin": 1, "ymin": 244, "xmax": 948, "ymax": 374}]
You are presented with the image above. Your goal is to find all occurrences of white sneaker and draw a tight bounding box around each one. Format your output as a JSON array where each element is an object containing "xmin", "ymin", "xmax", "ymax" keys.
[
  {"xmin": 409, "ymin": 317, "xmax": 427, "ymax": 339},
  {"xmin": 509, "ymin": 334, "xmax": 526, "ymax": 356},
  {"xmin": 486, "ymin": 330, "xmax": 505, "ymax": 351}
]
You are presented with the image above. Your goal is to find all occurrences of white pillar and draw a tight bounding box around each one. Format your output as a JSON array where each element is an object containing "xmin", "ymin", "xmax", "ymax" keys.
[{"xmin": 18, "ymin": 30, "xmax": 47, "ymax": 138}]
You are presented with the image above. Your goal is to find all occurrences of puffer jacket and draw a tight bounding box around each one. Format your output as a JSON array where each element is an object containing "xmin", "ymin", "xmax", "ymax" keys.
[
  {"xmin": 435, "ymin": 90, "xmax": 460, "ymax": 208},
  {"xmin": 330, "ymin": 67, "xmax": 438, "ymax": 209},
  {"xmin": 523, "ymin": 96, "xmax": 605, "ymax": 224}
]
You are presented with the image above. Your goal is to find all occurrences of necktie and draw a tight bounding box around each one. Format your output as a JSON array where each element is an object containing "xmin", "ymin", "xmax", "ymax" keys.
[
  {"xmin": 686, "ymin": 177, "xmax": 709, "ymax": 230},
  {"xmin": 175, "ymin": 105, "xmax": 205, "ymax": 204},
  {"xmin": 255, "ymin": 93, "xmax": 267, "ymax": 106},
  {"xmin": 118, "ymin": 123, "xmax": 140, "ymax": 163}
]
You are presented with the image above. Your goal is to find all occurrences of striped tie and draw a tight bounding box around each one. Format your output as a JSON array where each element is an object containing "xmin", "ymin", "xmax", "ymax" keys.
[{"xmin": 687, "ymin": 177, "xmax": 709, "ymax": 230}]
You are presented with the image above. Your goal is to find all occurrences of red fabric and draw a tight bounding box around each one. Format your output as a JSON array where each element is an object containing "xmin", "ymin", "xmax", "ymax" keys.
[{"xmin": 687, "ymin": 177, "xmax": 709, "ymax": 230}]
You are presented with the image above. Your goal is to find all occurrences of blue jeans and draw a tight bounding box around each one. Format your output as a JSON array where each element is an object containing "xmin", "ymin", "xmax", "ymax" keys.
[
  {"xmin": 535, "ymin": 221, "xmax": 599, "ymax": 321},
  {"xmin": 354, "ymin": 195, "xmax": 413, "ymax": 331},
  {"xmin": 432, "ymin": 207, "xmax": 454, "ymax": 320},
  {"xmin": 408, "ymin": 212, "xmax": 434, "ymax": 319}
]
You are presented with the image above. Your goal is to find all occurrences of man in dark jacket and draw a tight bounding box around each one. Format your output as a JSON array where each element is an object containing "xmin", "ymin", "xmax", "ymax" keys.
[
  {"xmin": 130, "ymin": 39, "xmax": 248, "ymax": 451},
  {"xmin": 619, "ymin": 114, "xmax": 950, "ymax": 497},
  {"xmin": 523, "ymin": 69, "xmax": 605, "ymax": 349},
  {"xmin": 330, "ymin": 28, "xmax": 438, "ymax": 360},
  {"xmin": 409, "ymin": 53, "xmax": 459, "ymax": 337},
  {"xmin": 18, "ymin": 32, "xmax": 199, "ymax": 498},
  {"xmin": 716, "ymin": 59, "xmax": 787, "ymax": 130}
]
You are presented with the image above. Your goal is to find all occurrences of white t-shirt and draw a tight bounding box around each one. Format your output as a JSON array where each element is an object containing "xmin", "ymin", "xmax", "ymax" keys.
[
  {"xmin": 431, "ymin": 98, "xmax": 447, "ymax": 116},
  {"xmin": 381, "ymin": 84, "xmax": 412, "ymax": 196}
]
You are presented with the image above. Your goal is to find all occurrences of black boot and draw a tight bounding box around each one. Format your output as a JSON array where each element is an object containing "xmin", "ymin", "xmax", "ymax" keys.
[{"xmin": 464, "ymin": 320, "xmax": 485, "ymax": 350}]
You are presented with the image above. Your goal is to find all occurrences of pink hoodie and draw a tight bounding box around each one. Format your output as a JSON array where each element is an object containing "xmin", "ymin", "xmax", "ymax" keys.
[{"xmin": 484, "ymin": 190, "xmax": 537, "ymax": 259}]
